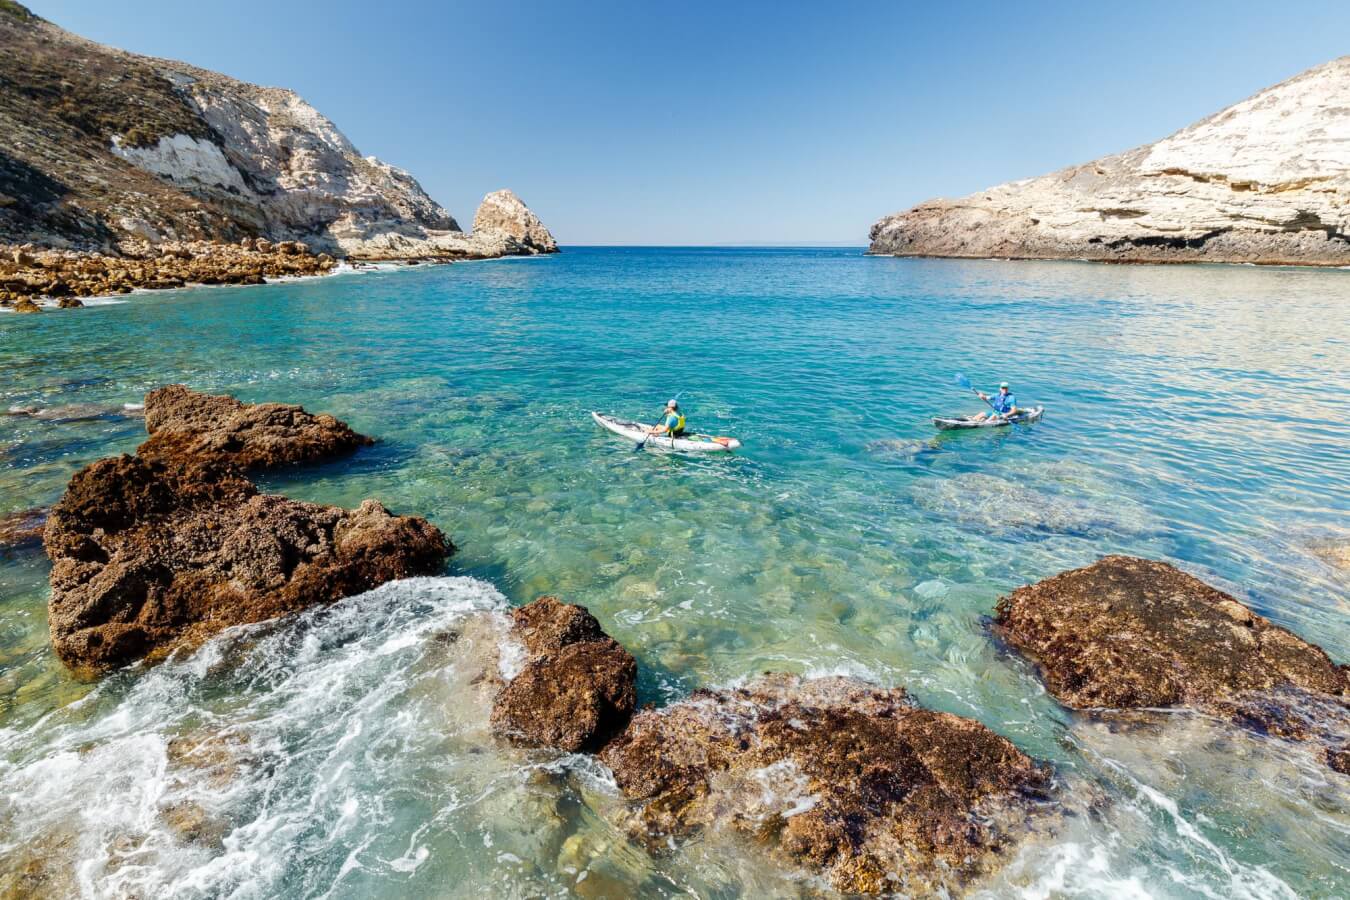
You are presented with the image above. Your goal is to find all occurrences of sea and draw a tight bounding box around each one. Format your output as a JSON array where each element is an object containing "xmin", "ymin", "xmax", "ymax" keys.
[{"xmin": 1, "ymin": 247, "xmax": 1347, "ymax": 897}]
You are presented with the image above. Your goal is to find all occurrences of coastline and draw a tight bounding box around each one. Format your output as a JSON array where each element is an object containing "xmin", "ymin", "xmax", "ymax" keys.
[
  {"xmin": 0, "ymin": 241, "xmax": 558, "ymax": 313},
  {"xmin": 863, "ymin": 249, "xmax": 1350, "ymax": 271}
]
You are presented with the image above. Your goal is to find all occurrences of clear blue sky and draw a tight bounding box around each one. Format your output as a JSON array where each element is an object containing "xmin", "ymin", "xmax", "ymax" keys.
[{"xmin": 30, "ymin": 1, "xmax": 1350, "ymax": 245}]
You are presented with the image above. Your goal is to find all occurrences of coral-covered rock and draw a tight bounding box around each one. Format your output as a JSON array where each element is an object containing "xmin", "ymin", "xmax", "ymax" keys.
[
  {"xmin": 490, "ymin": 596, "xmax": 636, "ymax": 752},
  {"xmin": 995, "ymin": 555, "xmax": 1349, "ymax": 769},
  {"xmin": 139, "ymin": 384, "xmax": 372, "ymax": 470},
  {"xmin": 43, "ymin": 453, "xmax": 451, "ymax": 673},
  {"xmin": 599, "ymin": 674, "xmax": 1053, "ymax": 895}
]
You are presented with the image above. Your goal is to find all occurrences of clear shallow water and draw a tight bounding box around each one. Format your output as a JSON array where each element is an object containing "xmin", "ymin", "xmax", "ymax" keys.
[{"xmin": 0, "ymin": 248, "xmax": 1347, "ymax": 897}]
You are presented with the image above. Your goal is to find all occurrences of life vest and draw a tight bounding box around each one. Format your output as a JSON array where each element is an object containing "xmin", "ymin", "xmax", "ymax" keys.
[{"xmin": 667, "ymin": 411, "xmax": 686, "ymax": 436}]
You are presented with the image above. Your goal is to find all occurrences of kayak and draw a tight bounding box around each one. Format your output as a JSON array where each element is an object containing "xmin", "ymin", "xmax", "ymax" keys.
[
  {"xmin": 933, "ymin": 407, "xmax": 1044, "ymax": 430},
  {"xmin": 591, "ymin": 411, "xmax": 742, "ymax": 452}
]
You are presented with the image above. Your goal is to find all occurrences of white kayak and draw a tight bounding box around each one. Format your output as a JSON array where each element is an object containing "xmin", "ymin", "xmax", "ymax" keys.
[
  {"xmin": 933, "ymin": 407, "xmax": 1044, "ymax": 430},
  {"xmin": 592, "ymin": 411, "xmax": 742, "ymax": 452}
]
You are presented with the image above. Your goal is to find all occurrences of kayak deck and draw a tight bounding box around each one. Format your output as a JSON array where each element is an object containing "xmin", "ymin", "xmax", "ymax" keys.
[
  {"xmin": 933, "ymin": 407, "xmax": 1044, "ymax": 430},
  {"xmin": 592, "ymin": 411, "xmax": 742, "ymax": 452}
]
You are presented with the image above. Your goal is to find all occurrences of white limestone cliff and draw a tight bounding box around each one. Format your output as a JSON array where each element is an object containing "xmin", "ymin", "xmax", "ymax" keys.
[{"xmin": 869, "ymin": 57, "xmax": 1350, "ymax": 266}]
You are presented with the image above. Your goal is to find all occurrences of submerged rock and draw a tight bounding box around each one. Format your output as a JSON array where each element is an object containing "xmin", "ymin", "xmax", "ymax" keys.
[
  {"xmin": 139, "ymin": 384, "xmax": 372, "ymax": 469},
  {"xmin": 598, "ymin": 674, "xmax": 1054, "ymax": 895},
  {"xmin": 0, "ymin": 506, "xmax": 47, "ymax": 551},
  {"xmin": 995, "ymin": 556, "xmax": 1349, "ymax": 767},
  {"xmin": 43, "ymin": 453, "xmax": 451, "ymax": 673},
  {"xmin": 491, "ymin": 596, "xmax": 637, "ymax": 753}
]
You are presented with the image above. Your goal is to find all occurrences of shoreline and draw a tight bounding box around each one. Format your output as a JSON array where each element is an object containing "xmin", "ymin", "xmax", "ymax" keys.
[
  {"xmin": 862, "ymin": 249, "xmax": 1350, "ymax": 271},
  {"xmin": 0, "ymin": 242, "xmax": 558, "ymax": 313}
]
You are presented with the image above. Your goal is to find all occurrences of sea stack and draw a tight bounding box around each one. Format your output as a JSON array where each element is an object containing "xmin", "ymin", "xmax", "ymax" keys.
[{"xmin": 869, "ymin": 57, "xmax": 1350, "ymax": 266}]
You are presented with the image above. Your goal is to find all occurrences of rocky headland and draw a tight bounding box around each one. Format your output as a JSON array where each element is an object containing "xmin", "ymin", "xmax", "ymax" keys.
[
  {"xmin": 42, "ymin": 386, "xmax": 451, "ymax": 673},
  {"xmin": 995, "ymin": 555, "xmax": 1350, "ymax": 771},
  {"xmin": 0, "ymin": 3, "xmax": 556, "ymax": 311},
  {"xmin": 869, "ymin": 57, "xmax": 1350, "ymax": 265}
]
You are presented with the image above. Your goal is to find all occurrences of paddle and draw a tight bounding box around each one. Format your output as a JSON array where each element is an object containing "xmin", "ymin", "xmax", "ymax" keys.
[
  {"xmin": 953, "ymin": 373, "xmax": 1005, "ymax": 420},
  {"xmin": 634, "ymin": 392, "xmax": 686, "ymax": 451}
]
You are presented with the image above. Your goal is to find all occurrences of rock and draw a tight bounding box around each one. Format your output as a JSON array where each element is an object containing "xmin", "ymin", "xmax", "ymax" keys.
[
  {"xmin": 43, "ymin": 453, "xmax": 452, "ymax": 673},
  {"xmin": 12, "ymin": 298, "xmax": 40, "ymax": 313},
  {"xmin": 12, "ymin": 247, "xmax": 31, "ymax": 265},
  {"xmin": 995, "ymin": 556, "xmax": 1349, "ymax": 768},
  {"xmin": 471, "ymin": 189, "xmax": 559, "ymax": 254},
  {"xmin": 139, "ymin": 384, "xmax": 372, "ymax": 470},
  {"xmin": 56, "ymin": 296, "xmax": 82, "ymax": 308},
  {"xmin": 490, "ymin": 596, "xmax": 637, "ymax": 752},
  {"xmin": 870, "ymin": 57, "xmax": 1350, "ymax": 266},
  {"xmin": 254, "ymin": 238, "xmax": 273, "ymax": 253},
  {"xmin": 1312, "ymin": 539, "xmax": 1350, "ymax": 572},
  {"xmin": 599, "ymin": 674, "xmax": 1054, "ymax": 895},
  {"xmin": 0, "ymin": 506, "xmax": 47, "ymax": 551}
]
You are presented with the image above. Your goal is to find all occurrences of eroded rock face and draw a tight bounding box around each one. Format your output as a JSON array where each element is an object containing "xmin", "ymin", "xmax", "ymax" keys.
[
  {"xmin": 471, "ymin": 189, "xmax": 558, "ymax": 254},
  {"xmin": 490, "ymin": 596, "xmax": 636, "ymax": 752},
  {"xmin": 869, "ymin": 57, "xmax": 1350, "ymax": 265},
  {"xmin": 140, "ymin": 385, "xmax": 371, "ymax": 469},
  {"xmin": 599, "ymin": 674, "xmax": 1053, "ymax": 895},
  {"xmin": 996, "ymin": 556, "xmax": 1349, "ymax": 767},
  {"xmin": 43, "ymin": 453, "xmax": 451, "ymax": 673}
]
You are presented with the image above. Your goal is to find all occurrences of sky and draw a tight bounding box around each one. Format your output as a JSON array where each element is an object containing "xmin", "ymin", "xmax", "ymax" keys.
[{"xmin": 28, "ymin": 1, "xmax": 1350, "ymax": 245}]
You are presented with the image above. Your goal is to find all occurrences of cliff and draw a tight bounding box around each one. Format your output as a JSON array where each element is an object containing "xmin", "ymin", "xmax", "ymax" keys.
[
  {"xmin": 0, "ymin": 3, "xmax": 554, "ymax": 258},
  {"xmin": 869, "ymin": 57, "xmax": 1350, "ymax": 266}
]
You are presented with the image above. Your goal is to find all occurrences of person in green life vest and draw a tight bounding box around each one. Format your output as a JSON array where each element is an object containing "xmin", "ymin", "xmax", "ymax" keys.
[
  {"xmin": 972, "ymin": 381, "xmax": 1019, "ymax": 422},
  {"xmin": 648, "ymin": 399, "xmax": 686, "ymax": 437}
]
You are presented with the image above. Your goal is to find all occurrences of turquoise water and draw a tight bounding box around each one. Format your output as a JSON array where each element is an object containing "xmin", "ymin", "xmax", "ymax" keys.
[{"xmin": 0, "ymin": 248, "xmax": 1347, "ymax": 897}]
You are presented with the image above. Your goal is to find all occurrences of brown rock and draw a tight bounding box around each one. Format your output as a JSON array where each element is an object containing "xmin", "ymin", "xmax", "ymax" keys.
[
  {"xmin": 995, "ymin": 556, "xmax": 1350, "ymax": 770},
  {"xmin": 43, "ymin": 453, "xmax": 451, "ymax": 674},
  {"xmin": 139, "ymin": 384, "xmax": 372, "ymax": 470},
  {"xmin": 57, "ymin": 296, "xmax": 83, "ymax": 308},
  {"xmin": 599, "ymin": 674, "xmax": 1053, "ymax": 895},
  {"xmin": 994, "ymin": 556, "xmax": 1346, "ymax": 710},
  {"xmin": 490, "ymin": 596, "xmax": 637, "ymax": 752},
  {"xmin": 12, "ymin": 298, "xmax": 40, "ymax": 313},
  {"xmin": 255, "ymin": 238, "xmax": 273, "ymax": 253}
]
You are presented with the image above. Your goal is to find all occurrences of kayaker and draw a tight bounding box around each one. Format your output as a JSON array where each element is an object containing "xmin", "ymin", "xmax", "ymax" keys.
[
  {"xmin": 973, "ymin": 382, "xmax": 1019, "ymax": 422},
  {"xmin": 648, "ymin": 399, "xmax": 686, "ymax": 437}
]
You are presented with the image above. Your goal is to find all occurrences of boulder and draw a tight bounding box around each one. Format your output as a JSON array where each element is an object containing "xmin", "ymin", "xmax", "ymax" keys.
[
  {"xmin": 43, "ymin": 453, "xmax": 451, "ymax": 673},
  {"xmin": 56, "ymin": 296, "xmax": 83, "ymax": 308},
  {"xmin": 995, "ymin": 556, "xmax": 1349, "ymax": 766},
  {"xmin": 12, "ymin": 298, "xmax": 40, "ymax": 313},
  {"xmin": 490, "ymin": 596, "xmax": 637, "ymax": 752},
  {"xmin": 139, "ymin": 384, "xmax": 372, "ymax": 470},
  {"xmin": 599, "ymin": 674, "xmax": 1054, "ymax": 895}
]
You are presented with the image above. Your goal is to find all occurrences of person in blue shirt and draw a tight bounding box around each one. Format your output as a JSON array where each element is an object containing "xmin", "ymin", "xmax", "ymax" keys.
[
  {"xmin": 973, "ymin": 382, "xmax": 1019, "ymax": 422},
  {"xmin": 648, "ymin": 399, "xmax": 687, "ymax": 437}
]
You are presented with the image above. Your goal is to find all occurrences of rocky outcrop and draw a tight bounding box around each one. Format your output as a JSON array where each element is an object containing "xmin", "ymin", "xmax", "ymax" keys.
[
  {"xmin": 0, "ymin": 239, "xmax": 336, "ymax": 309},
  {"xmin": 471, "ymin": 190, "xmax": 558, "ymax": 255},
  {"xmin": 995, "ymin": 556, "xmax": 1349, "ymax": 767},
  {"xmin": 490, "ymin": 596, "xmax": 636, "ymax": 752},
  {"xmin": 870, "ymin": 57, "xmax": 1350, "ymax": 265},
  {"xmin": 42, "ymin": 386, "xmax": 451, "ymax": 673},
  {"xmin": 0, "ymin": 5, "xmax": 556, "ymax": 262},
  {"xmin": 139, "ymin": 385, "xmax": 371, "ymax": 469},
  {"xmin": 599, "ymin": 674, "xmax": 1054, "ymax": 895}
]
